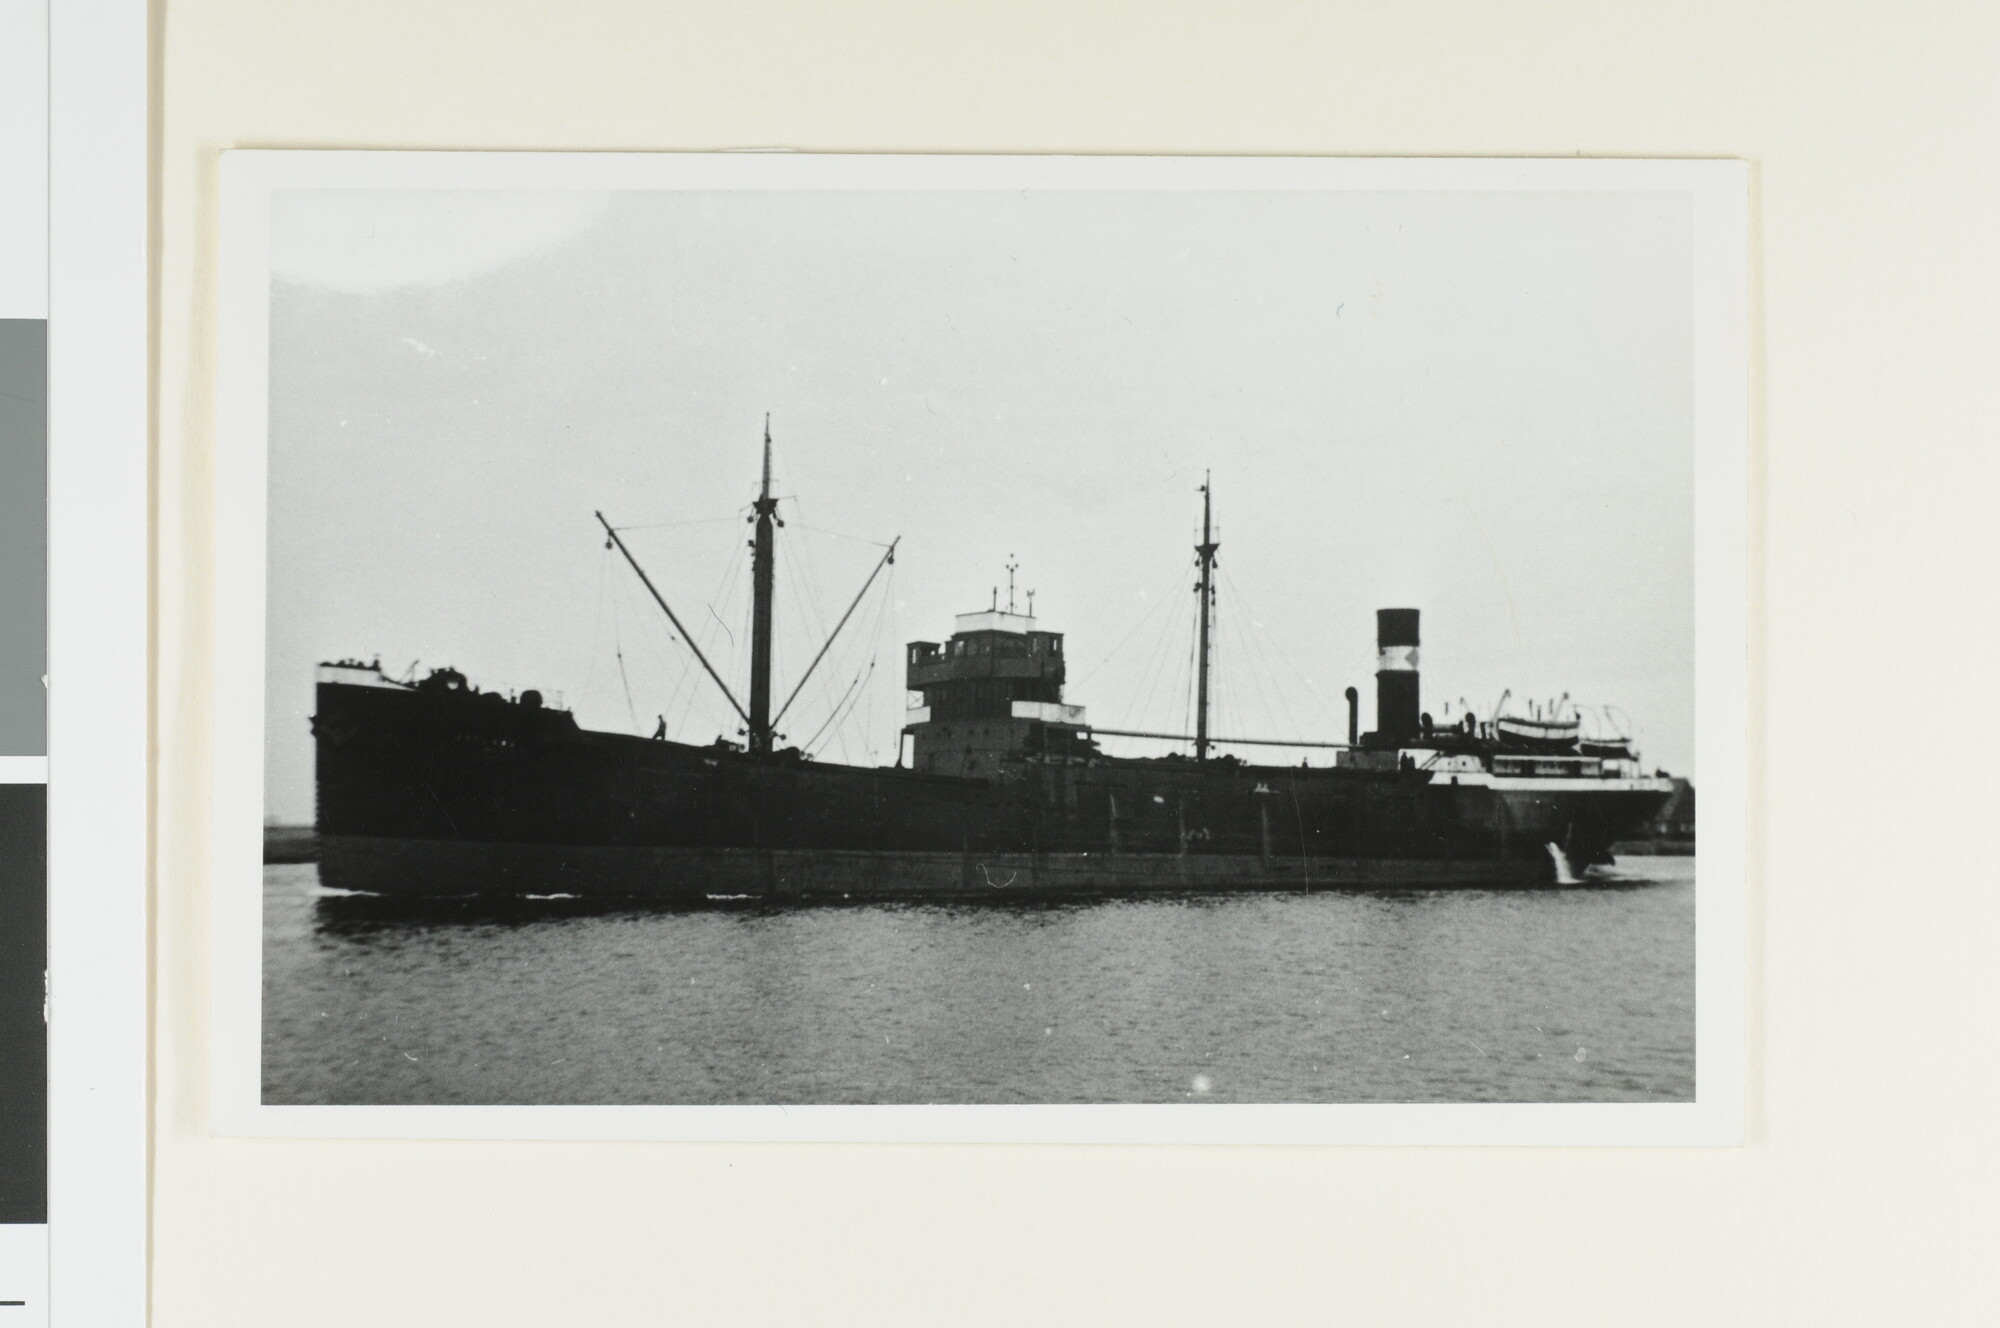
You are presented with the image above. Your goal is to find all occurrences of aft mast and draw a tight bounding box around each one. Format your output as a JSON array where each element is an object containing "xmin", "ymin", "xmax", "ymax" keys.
[
  {"xmin": 1195, "ymin": 472, "xmax": 1218, "ymax": 763},
  {"xmin": 748, "ymin": 415, "xmax": 781, "ymax": 754}
]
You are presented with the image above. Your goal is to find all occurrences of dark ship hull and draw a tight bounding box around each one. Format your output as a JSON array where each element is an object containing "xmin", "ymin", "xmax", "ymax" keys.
[
  {"xmin": 313, "ymin": 443, "xmax": 1677, "ymax": 899},
  {"xmin": 313, "ymin": 671, "xmax": 1674, "ymax": 900}
]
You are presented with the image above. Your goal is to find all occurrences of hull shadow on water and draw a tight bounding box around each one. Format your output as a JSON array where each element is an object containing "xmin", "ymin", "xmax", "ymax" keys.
[{"xmin": 305, "ymin": 873, "xmax": 1675, "ymax": 935}]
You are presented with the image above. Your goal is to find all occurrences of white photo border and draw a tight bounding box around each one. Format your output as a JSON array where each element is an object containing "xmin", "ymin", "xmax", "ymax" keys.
[{"xmin": 212, "ymin": 151, "xmax": 1748, "ymax": 1145}]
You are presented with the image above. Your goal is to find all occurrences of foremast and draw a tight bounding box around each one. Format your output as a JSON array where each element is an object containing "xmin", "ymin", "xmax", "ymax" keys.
[
  {"xmin": 748, "ymin": 415, "xmax": 782, "ymax": 754},
  {"xmin": 598, "ymin": 418, "xmax": 891, "ymax": 755}
]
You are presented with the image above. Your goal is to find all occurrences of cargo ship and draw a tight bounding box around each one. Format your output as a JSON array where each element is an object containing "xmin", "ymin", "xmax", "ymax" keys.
[{"xmin": 311, "ymin": 426, "xmax": 1676, "ymax": 899}]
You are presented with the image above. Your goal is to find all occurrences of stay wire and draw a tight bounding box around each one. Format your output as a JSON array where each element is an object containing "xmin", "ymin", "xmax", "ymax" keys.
[
  {"xmin": 788, "ymin": 518, "xmax": 896, "ymax": 550},
  {"xmin": 1180, "ymin": 562, "xmax": 1202, "ymax": 740},
  {"xmin": 1123, "ymin": 571, "xmax": 1192, "ymax": 734},
  {"xmin": 1222, "ymin": 564, "xmax": 1321, "ymax": 740},
  {"xmin": 820, "ymin": 545, "xmax": 896, "ymax": 762},
  {"xmin": 1219, "ymin": 575, "xmax": 1286, "ymax": 745},
  {"xmin": 612, "ymin": 580, "xmax": 640, "ymax": 734},
  {"xmin": 806, "ymin": 560, "xmax": 897, "ymax": 760},
  {"xmin": 578, "ymin": 546, "xmax": 612, "ymax": 719},
  {"xmin": 1074, "ymin": 564, "xmax": 1191, "ymax": 689},
  {"xmin": 606, "ymin": 515, "xmax": 743, "ymax": 533}
]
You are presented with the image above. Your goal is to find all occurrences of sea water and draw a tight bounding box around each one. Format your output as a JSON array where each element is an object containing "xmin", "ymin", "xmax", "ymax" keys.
[{"xmin": 261, "ymin": 857, "xmax": 1695, "ymax": 1105}]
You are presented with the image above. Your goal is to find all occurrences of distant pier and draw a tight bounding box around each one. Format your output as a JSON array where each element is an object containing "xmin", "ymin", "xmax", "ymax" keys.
[{"xmin": 263, "ymin": 825, "xmax": 318, "ymax": 864}]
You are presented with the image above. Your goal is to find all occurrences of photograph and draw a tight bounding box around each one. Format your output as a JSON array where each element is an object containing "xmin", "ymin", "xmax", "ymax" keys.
[{"xmin": 218, "ymin": 154, "xmax": 1739, "ymax": 1129}]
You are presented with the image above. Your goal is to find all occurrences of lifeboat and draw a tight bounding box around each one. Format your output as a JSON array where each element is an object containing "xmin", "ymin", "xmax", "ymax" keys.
[{"xmin": 1493, "ymin": 714, "xmax": 1581, "ymax": 753}]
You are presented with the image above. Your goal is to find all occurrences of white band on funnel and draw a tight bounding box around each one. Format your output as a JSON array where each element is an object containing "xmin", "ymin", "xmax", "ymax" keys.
[{"xmin": 1377, "ymin": 645, "xmax": 1419, "ymax": 672}]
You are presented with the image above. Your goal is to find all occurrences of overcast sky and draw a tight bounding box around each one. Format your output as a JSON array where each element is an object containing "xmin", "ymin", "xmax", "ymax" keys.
[{"xmin": 265, "ymin": 186, "xmax": 1693, "ymax": 823}]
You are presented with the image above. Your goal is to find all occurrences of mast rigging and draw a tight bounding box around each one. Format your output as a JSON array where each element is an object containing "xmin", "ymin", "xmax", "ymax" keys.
[
  {"xmin": 600, "ymin": 417, "xmax": 899, "ymax": 756},
  {"xmin": 773, "ymin": 536, "xmax": 899, "ymax": 728},
  {"xmin": 594, "ymin": 511, "xmax": 750, "ymax": 728}
]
